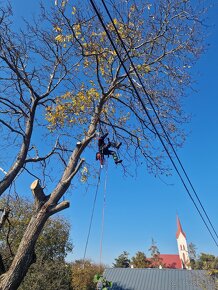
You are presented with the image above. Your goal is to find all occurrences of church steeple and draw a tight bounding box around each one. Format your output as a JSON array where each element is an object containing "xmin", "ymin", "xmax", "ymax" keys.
[
  {"xmin": 176, "ymin": 216, "xmax": 191, "ymax": 269},
  {"xmin": 176, "ymin": 216, "xmax": 186, "ymax": 239}
]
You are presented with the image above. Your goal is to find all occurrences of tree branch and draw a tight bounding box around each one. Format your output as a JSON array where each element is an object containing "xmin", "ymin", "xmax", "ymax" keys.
[
  {"xmin": 0, "ymin": 119, "xmax": 24, "ymax": 136},
  {"xmin": 25, "ymin": 140, "xmax": 59, "ymax": 163},
  {"xmin": 63, "ymin": 158, "xmax": 85, "ymax": 185},
  {"xmin": 49, "ymin": 200, "xmax": 70, "ymax": 216}
]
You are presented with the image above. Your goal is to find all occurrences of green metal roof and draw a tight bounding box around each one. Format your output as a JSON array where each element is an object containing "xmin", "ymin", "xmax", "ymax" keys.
[{"xmin": 103, "ymin": 268, "xmax": 216, "ymax": 290}]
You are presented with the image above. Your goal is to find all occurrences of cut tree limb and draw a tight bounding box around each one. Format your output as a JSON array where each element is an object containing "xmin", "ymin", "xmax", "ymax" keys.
[{"xmin": 30, "ymin": 180, "xmax": 47, "ymax": 210}]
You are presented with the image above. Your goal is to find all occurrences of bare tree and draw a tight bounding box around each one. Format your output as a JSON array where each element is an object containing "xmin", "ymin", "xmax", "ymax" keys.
[{"xmin": 0, "ymin": 0, "xmax": 206, "ymax": 288}]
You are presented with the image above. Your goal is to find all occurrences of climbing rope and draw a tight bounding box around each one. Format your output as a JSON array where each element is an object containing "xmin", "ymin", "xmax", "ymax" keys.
[
  {"xmin": 83, "ymin": 166, "xmax": 102, "ymax": 265},
  {"xmin": 99, "ymin": 161, "xmax": 108, "ymax": 265}
]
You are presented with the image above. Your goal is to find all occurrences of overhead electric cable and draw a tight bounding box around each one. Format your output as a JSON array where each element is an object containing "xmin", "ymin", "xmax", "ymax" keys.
[
  {"xmin": 98, "ymin": 0, "xmax": 218, "ymax": 243},
  {"xmin": 89, "ymin": 0, "xmax": 218, "ymax": 246}
]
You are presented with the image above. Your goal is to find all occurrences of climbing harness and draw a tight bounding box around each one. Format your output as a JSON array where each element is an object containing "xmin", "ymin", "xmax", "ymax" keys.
[{"xmin": 96, "ymin": 151, "xmax": 104, "ymax": 167}]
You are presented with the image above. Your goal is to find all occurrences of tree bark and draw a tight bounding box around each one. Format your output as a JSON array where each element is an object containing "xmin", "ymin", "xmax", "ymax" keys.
[{"xmin": 0, "ymin": 207, "xmax": 49, "ymax": 290}]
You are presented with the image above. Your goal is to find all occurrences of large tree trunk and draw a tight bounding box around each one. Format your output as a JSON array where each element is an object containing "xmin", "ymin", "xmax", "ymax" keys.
[
  {"xmin": 0, "ymin": 172, "xmax": 72, "ymax": 290},
  {"xmin": 0, "ymin": 207, "xmax": 49, "ymax": 290}
]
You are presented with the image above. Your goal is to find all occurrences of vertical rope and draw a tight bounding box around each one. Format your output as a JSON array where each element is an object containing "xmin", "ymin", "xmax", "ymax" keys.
[
  {"xmin": 83, "ymin": 166, "xmax": 102, "ymax": 266},
  {"xmin": 99, "ymin": 161, "xmax": 108, "ymax": 265}
]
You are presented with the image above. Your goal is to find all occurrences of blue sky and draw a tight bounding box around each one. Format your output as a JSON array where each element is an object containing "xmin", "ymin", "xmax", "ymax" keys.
[{"xmin": 7, "ymin": 0, "xmax": 218, "ymax": 266}]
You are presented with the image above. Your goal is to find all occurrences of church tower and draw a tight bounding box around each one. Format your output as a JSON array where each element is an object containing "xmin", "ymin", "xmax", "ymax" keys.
[{"xmin": 176, "ymin": 216, "xmax": 191, "ymax": 269}]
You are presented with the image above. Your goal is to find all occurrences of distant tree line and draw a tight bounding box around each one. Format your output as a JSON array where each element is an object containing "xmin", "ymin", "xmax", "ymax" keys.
[
  {"xmin": 112, "ymin": 239, "xmax": 161, "ymax": 268},
  {"xmin": 113, "ymin": 241, "xmax": 218, "ymax": 275}
]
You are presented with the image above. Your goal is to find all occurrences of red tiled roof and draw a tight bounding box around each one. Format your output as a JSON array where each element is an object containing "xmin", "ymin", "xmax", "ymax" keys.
[
  {"xmin": 159, "ymin": 254, "xmax": 182, "ymax": 269},
  {"xmin": 148, "ymin": 254, "xmax": 182, "ymax": 269},
  {"xmin": 176, "ymin": 216, "xmax": 186, "ymax": 239}
]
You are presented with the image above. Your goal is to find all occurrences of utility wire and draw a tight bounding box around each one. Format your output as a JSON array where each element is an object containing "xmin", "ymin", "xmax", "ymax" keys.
[
  {"xmin": 98, "ymin": 0, "xmax": 218, "ymax": 243},
  {"xmin": 89, "ymin": 0, "xmax": 218, "ymax": 246}
]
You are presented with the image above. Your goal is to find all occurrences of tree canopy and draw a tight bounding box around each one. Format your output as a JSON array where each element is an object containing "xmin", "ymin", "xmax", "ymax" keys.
[
  {"xmin": 131, "ymin": 251, "xmax": 151, "ymax": 268},
  {"xmin": 71, "ymin": 259, "xmax": 105, "ymax": 290},
  {"xmin": 113, "ymin": 251, "xmax": 130, "ymax": 268},
  {"xmin": 46, "ymin": 0, "xmax": 205, "ymax": 175},
  {"xmin": 148, "ymin": 238, "xmax": 163, "ymax": 268},
  {"xmin": 191, "ymin": 253, "xmax": 218, "ymax": 271}
]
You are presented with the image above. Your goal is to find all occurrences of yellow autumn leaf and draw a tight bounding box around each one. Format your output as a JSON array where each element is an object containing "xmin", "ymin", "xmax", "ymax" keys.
[
  {"xmin": 55, "ymin": 34, "xmax": 64, "ymax": 42},
  {"xmin": 54, "ymin": 26, "xmax": 62, "ymax": 32},
  {"xmin": 72, "ymin": 6, "xmax": 76, "ymax": 15},
  {"xmin": 61, "ymin": 0, "xmax": 67, "ymax": 7},
  {"xmin": 113, "ymin": 18, "xmax": 118, "ymax": 25}
]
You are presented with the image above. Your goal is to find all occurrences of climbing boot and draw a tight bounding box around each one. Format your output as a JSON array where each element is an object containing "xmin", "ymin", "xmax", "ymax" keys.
[{"xmin": 115, "ymin": 159, "xmax": 122, "ymax": 164}]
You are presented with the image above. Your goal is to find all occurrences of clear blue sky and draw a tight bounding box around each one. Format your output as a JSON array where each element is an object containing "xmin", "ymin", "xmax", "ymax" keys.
[{"xmin": 7, "ymin": 0, "xmax": 218, "ymax": 266}]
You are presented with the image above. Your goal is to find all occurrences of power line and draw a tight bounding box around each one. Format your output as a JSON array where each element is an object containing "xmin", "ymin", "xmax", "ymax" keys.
[{"xmin": 89, "ymin": 0, "xmax": 218, "ymax": 246}]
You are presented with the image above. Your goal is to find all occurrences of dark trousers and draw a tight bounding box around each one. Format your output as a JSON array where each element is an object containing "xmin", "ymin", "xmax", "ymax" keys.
[{"xmin": 103, "ymin": 148, "xmax": 119, "ymax": 162}]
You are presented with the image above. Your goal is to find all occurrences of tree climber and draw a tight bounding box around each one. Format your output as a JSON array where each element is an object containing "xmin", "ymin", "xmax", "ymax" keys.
[{"xmin": 96, "ymin": 133, "xmax": 122, "ymax": 165}]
